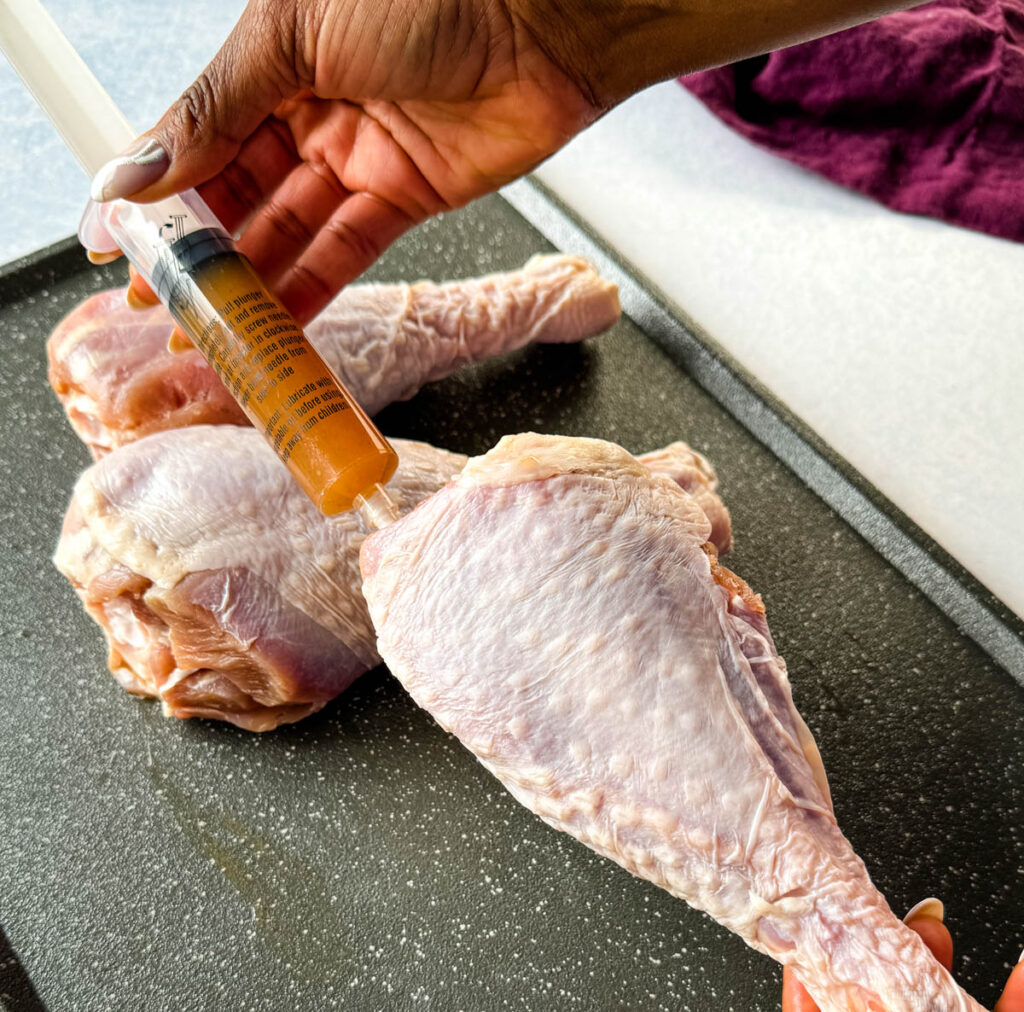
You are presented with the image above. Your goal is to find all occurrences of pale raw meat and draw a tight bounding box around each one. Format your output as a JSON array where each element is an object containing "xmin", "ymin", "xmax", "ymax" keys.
[
  {"xmin": 638, "ymin": 440, "xmax": 732, "ymax": 556},
  {"xmin": 48, "ymin": 255, "xmax": 620, "ymax": 457},
  {"xmin": 55, "ymin": 428, "xmax": 462, "ymax": 731},
  {"xmin": 55, "ymin": 427, "xmax": 727, "ymax": 731},
  {"xmin": 360, "ymin": 433, "xmax": 986, "ymax": 1012}
]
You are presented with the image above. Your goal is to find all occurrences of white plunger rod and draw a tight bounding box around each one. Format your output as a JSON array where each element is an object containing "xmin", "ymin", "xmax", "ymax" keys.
[{"xmin": 0, "ymin": 0, "xmax": 136, "ymax": 177}]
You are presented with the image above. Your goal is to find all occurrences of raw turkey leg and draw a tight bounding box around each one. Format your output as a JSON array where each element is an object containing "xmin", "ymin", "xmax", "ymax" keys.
[
  {"xmin": 55, "ymin": 429, "xmax": 463, "ymax": 731},
  {"xmin": 360, "ymin": 433, "xmax": 986, "ymax": 1012},
  {"xmin": 48, "ymin": 255, "xmax": 619, "ymax": 457},
  {"xmin": 55, "ymin": 427, "xmax": 728, "ymax": 731}
]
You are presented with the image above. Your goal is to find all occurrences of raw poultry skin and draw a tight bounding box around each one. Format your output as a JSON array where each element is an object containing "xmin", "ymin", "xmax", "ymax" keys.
[
  {"xmin": 54, "ymin": 429, "xmax": 462, "ymax": 731},
  {"xmin": 47, "ymin": 254, "xmax": 620, "ymax": 457},
  {"xmin": 54, "ymin": 427, "xmax": 728, "ymax": 732},
  {"xmin": 360, "ymin": 433, "xmax": 985, "ymax": 1012}
]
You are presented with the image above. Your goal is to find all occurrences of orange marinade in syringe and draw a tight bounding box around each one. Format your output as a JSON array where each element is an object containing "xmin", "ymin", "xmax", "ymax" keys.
[
  {"xmin": 100, "ymin": 195, "xmax": 401, "ymax": 527},
  {"xmin": 2, "ymin": 0, "xmax": 400, "ymax": 529},
  {"xmin": 131, "ymin": 200, "xmax": 400, "ymax": 525}
]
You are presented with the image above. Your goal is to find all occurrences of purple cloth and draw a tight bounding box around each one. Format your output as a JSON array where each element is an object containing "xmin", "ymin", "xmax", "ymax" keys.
[{"xmin": 682, "ymin": 0, "xmax": 1024, "ymax": 242}]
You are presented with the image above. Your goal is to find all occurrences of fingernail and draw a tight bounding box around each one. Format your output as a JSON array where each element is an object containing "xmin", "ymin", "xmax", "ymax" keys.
[
  {"xmin": 167, "ymin": 327, "xmax": 194, "ymax": 354},
  {"xmin": 904, "ymin": 897, "xmax": 944, "ymax": 923},
  {"xmin": 90, "ymin": 137, "xmax": 169, "ymax": 202},
  {"xmin": 86, "ymin": 249, "xmax": 122, "ymax": 265},
  {"xmin": 125, "ymin": 285, "xmax": 152, "ymax": 311}
]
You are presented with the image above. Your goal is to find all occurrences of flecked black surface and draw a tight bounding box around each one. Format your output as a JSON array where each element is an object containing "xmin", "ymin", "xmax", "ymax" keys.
[{"xmin": 0, "ymin": 195, "xmax": 1020, "ymax": 1012}]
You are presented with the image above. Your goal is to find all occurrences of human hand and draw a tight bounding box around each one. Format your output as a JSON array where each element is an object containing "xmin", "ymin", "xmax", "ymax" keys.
[
  {"xmin": 89, "ymin": 0, "xmax": 603, "ymax": 324},
  {"xmin": 781, "ymin": 899, "xmax": 1024, "ymax": 1011},
  {"xmin": 88, "ymin": 0, "xmax": 924, "ymax": 324}
]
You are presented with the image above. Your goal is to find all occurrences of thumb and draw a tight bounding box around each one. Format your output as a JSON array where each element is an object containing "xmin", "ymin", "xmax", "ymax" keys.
[
  {"xmin": 781, "ymin": 966, "xmax": 821, "ymax": 1011},
  {"xmin": 90, "ymin": 0, "xmax": 302, "ymax": 203},
  {"xmin": 995, "ymin": 950, "xmax": 1024, "ymax": 1012}
]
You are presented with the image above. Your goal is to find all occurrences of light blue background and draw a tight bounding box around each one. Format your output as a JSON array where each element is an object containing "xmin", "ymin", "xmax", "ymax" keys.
[{"xmin": 1, "ymin": 0, "xmax": 247, "ymax": 262}]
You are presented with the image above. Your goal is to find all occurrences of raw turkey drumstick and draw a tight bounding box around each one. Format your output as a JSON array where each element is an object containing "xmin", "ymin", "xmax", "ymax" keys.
[
  {"xmin": 360, "ymin": 432, "xmax": 987, "ymax": 1012},
  {"xmin": 48, "ymin": 254, "xmax": 620, "ymax": 457},
  {"xmin": 55, "ymin": 426, "xmax": 728, "ymax": 731}
]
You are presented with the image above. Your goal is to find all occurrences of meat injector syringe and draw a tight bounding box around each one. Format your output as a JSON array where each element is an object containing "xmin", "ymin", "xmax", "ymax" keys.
[{"xmin": 0, "ymin": 0, "xmax": 401, "ymax": 529}]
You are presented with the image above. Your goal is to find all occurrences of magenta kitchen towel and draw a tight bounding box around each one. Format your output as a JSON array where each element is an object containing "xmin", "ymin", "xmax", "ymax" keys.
[{"xmin": 681, "ymin": 0, "xmax": 1024, "ymax": 242}]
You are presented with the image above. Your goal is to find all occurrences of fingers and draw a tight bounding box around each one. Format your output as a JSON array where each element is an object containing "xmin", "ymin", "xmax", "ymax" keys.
[
  {"xmin": 905, "ymin": 913, "xmax": 953, "ymax": 972},
  {"xmin": 120, "ymin": 161, "xmax": 414, "ymax": 325},
  {"xmin": 270, "ymin": 191, "xmax": 419, "ymax": 323},
  {"xmin": 234, "ymin": 160, "xmax": 350, "ymax": 287},
  {"xmin": 995, "ymin": 950, "xmax": 1024, "ymax": 1012},
  {"xmin": 167, "ymin": 327, "xmax": 194, "ymax": 354},
  {"xmin": 195, "ymin": 118, "xmax": 301, "ymax": 235},
  {"xmin": 86, "ymin": 249, "xmax": 122, "ymax": 266},
  {"xmin": 903, "ymin": 904, "xmax": 1024, "ymax": 1012},
  {"xmin": 780, "ymin": 900, "xmax": 956, "ymax": 1012},
  {"xmin": 781, "ymin": 966, "xmax": 820, "ymax": 1012},
  {"xmin": 122, "ymin": 182, "xmax": 413, "ymax": 325},
  {"xmin": 90, "ymin": 0, "xmax": 302, "ymax": 204},
  {"xmin": 232, "ymin": 97, "xmax": 444, "ymax": 320},
  {"xmin": 126, "ymin": 266, "xmax": 159, "ymax": 309},
  {"xmin": 120, "ymin": 119, "xmax": 301, "ymax": 311}
]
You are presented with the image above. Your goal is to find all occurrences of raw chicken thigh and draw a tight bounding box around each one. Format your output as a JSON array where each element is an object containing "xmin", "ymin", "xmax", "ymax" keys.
[
  {"xmin": 360, "ymin": 433, "xmax": 986, "ymax": 1012},
  {"xmin": 55, "ymin": 427, "xmax": 729, "ymax": 731},
  {"xmin": 48, "ymin": 255, "xmax": 620, "ymax": 457}
]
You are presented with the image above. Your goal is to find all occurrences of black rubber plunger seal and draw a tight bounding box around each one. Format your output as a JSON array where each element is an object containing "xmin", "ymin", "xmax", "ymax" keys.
[{"xmin": 151, "ymin": 227, "xmax": 234, "ymax": 303}]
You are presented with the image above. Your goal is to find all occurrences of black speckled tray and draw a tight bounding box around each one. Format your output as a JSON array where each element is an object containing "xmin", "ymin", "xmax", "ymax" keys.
[{"xmin": 0, "ymin": 191, "xmax": 1020, "ymax": 1012}]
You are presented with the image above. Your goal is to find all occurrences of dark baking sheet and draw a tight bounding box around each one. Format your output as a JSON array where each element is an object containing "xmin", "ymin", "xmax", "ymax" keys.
[{"xmin": 0, "ymin": 194, "xmax": 1020, "ymax": 1012}]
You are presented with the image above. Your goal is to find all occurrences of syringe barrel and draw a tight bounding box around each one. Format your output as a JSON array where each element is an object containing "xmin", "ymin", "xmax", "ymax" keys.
[{"xmin": 81, "ymin": 191, "xmax": 398, "ymax": 517}]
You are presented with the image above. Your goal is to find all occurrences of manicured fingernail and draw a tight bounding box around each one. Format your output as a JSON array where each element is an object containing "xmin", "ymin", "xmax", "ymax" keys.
[
  {"xmin": 167, "ymin": 327, "xmax": 194, "ymax": 354},
  {"xmin": 90, "ymin": 137, "xmax": 169, "ymax": 202},
  {"xmin": 125, "ymin": 285, "xmax": 152, "ymax": 310},
  {"xmin": 86, "ymin": 249, "xmax": 122, "ymax": 265},
  {"xmin": 904, "ymin": 897, "xmax": 944, "ymax": 923}
]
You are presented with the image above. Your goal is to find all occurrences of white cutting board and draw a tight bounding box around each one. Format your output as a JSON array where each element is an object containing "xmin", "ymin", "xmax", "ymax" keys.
[{"xmin": 534, "ymin": 82, "xmax": 1024, "ymax": 618}]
